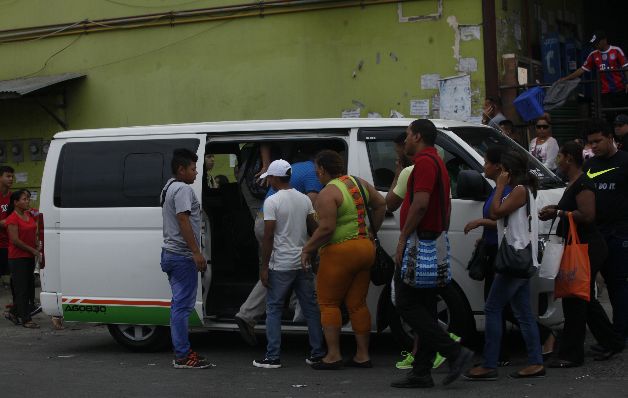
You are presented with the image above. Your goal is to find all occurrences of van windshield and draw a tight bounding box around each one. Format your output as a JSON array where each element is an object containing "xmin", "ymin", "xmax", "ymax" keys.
[{"xmin": 447, "ymin": 127, "xmax": 565, "ymax": 189}]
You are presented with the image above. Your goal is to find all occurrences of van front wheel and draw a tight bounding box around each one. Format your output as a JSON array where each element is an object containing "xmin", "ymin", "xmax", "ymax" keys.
[{"xmin": 107, "ymin": 324, "xmax": 171, "ymax": 352}]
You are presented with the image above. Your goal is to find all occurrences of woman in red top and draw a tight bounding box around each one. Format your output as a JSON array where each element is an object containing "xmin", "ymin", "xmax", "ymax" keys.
[{"xmin": 5, "ymin": 189, "xmax": 40, "ymax": 328}]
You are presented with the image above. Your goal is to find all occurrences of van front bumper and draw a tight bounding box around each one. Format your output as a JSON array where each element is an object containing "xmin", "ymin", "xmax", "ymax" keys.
[{"xmin": 40, "ymin": 292, "xmax": 63, "ymax": 317}]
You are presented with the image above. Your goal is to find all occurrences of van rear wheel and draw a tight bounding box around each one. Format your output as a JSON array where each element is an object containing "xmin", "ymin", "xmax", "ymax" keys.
[{"xmin": 107, "ymin": 324, "xmax": 171, "ymax": 352}]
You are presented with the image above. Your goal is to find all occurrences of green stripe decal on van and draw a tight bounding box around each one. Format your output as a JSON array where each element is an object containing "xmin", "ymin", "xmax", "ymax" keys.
[{"xmin": 62, "ymin": 304, "xmax": 202, "ymax": 327}]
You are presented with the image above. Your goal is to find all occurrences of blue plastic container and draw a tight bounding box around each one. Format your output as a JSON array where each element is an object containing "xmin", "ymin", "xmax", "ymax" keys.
[{"xmin": 513, "ymin": 86, "xmax": 545, "ymax": 121}]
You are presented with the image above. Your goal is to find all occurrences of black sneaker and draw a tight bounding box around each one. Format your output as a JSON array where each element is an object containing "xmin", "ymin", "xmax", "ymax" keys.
[
  {"xmin": 305, "ymin": 355, "xmax": 324, "ymax": 365},
  {"xmin": 391, "ymin": 372, "xmax": 435, "ymax": 388},
  {"xmin": 253, "ymin": 358, "xmax": 282, "ymax": 369},
  {"xmin": 443, "ymin": 347, "xmax": 474, "ymax": 386}
]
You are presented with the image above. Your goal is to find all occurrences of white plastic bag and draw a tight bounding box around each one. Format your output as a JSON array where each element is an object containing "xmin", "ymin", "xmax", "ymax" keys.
[{"xmin": 539, "ymin": 235, "xmax": 564, "ymax": 279}]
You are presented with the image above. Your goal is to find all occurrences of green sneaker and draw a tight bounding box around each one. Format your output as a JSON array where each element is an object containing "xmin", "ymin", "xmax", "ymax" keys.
[
  {"xmin": 449, "ymin": 332, "xmax": 461, "ymax": 343},
  {"xmin": 395, "ymin": 351, "xmax": 414, "ymax": 369},
  {"xmin": 432, "ymin": 333, "xmax": 462, "ymax": 369}
]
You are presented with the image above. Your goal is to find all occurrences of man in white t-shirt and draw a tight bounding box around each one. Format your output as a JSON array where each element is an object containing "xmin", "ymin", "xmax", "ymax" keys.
[{"xmin": 252, "ymin": 160, "xmax": 325, "ymax": 369}]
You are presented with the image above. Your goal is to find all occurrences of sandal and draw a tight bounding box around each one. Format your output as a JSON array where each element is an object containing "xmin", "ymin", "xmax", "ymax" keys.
[
  {"xmin": 22, "ymin": 321, "xmax": 40, "ymax": 329},
  {"xmin": 4, "ymin": 311, "xmax": 19, "ymax": 326}
]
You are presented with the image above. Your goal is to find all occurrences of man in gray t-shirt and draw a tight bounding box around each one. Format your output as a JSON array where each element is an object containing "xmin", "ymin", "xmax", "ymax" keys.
[{"xmin": 160, "ymin": 148, "xmax": 211, "ymax": 369}]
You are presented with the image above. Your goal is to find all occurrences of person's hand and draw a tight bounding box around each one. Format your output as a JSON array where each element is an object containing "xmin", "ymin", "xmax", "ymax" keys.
[
  {"xmin": 301, "ymin": 250, "xmax": 311, "ymax": 270},
  {"xmin": 395, "ymin": 237, "xmax": 406, "ymax": 265},
  {"xmin": 193, "ymin": 252, "xmax": 207, "ymax": 272},
  {"xmin": 464, "ymin": 220, "xmax": 481, "ymax": 234},
  {"xmin": 538, "ymin": 206, "xmax": 557, "ymax": 221},
  {"xmin": 260, "ymin": 267, "xmax": 269, "ymax": 288},
  {"xmin": 496, "ymin": 171, "xmax": 510, "ymax": 187}
]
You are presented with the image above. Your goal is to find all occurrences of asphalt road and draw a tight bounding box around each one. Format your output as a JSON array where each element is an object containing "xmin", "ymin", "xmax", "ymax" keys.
[{"xmin": 1, "ymin": 284, "xmax": 626, "ymax": 398}]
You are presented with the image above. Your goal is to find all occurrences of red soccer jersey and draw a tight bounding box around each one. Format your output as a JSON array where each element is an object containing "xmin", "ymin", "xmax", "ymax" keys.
[
  {"xmin": 581, "ymin": 46, "xmax": 628, "ymax": 94},
  {"xmin": 5, "ymin": 211, "xmax": 37, "ymax": 259},
  {"xmin": 0, "ymin": 190, "xmax": 10, "ymax": 249},
  {"xmin": 399, "ymin": 147, "xmax": 451, "ymax": 233}
]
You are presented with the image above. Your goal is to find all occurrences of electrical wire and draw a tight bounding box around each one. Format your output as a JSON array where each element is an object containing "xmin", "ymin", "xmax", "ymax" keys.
[
  {"xmin": 26, "ymin": 20, "xmax": 87, "ymax": 42},
  {"xmin": 84, "ymin": 19, "xmax": 232, "ymax": 71},
  {"xmin": 19, "ymin": 33, "xmax": 84, "ymax": 78}
]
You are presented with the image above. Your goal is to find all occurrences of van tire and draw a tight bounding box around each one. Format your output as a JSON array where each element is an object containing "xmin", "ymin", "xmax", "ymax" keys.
[
  {"xmin": 387, "ymin": 282, "xmax": 476, "ymax": 351},
  {"xmin": 107, "ymin": 324, "xmax": 171, "ymax": 352}
]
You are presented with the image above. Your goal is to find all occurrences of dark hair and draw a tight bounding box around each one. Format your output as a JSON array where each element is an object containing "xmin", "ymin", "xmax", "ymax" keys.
[
  {"xmin": 585, "ymin": 118, "xmax": 613, "ymax": 138},
  {"xmin": 315, "ymin": 150, "xmax": 345, "ymax": 177},
  {"xmin": 278, "ymin": 168, "xmax": 292, "ymax": 183},
  {"xmin": 409, "ymin": 119, "xmax": 437, "ymax": 146},
  {"xmin": 485, "ymin": 146, "xmax": 505, "ymax": 164},
  {"xmin": 214, "ymin": 175, "xmax": 229, "ymax": 187},
  {"xmin": 0, "ymin": 165, "xmax": 15, "ymax": 176},
  {"xmin": 486, "ymin": 96, "xmax": 502, "ymax": 107},
  {"xmin": 171, "ymin": 148, "xmax": 198, "ymax": 175},
  {"xmin": 500, "ymin": 150, "xmax": 538, "ymax": 196},
  {"xmin": 393, "ymin": 132, "xmax": 406, "ymax": 145},
  {"xmin": 560, "ymin": 141, "xmax": 584, "ymax": 168},
  {"xmin": 498, "ymin": 119, "xmax": 514, "ymax": 129},
  {"xmin": 7, "ymin": 189, "xmax": 30, "ymax": 216}
]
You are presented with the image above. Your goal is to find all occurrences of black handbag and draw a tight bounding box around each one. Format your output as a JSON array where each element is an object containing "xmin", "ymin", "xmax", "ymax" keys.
[
  {"xmin": 494, "ymin": 187, "xmax": 537, "ymax": 279},
  {"xmin": 467, "ymin": 238, "xmax": 489, "ymax": 281},
  {"xmin": 352, "ymin": 176, "xmax": 395, "ymax": 286}
]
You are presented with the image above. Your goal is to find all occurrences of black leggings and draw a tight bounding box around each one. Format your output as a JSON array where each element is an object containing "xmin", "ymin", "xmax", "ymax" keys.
[{"xmin": 9, "ymin": 258, "xmax": 35, "ymax": 323}]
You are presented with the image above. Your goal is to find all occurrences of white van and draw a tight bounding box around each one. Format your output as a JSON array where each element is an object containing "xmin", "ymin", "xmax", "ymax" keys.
[{"xmin": 39, "ymin": 118, "xmax": 565, "ymax": 351}]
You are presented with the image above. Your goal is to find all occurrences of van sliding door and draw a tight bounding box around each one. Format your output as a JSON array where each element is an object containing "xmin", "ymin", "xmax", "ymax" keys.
[{"xmin": 55, "ymin": 135, "xmax": 205, "ymax": 327}]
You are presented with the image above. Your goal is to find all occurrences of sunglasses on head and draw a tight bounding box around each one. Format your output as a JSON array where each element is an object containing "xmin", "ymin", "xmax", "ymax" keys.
[{"xmin": 535, "ymin": 124, "xmax": 550, "ymax": 129}]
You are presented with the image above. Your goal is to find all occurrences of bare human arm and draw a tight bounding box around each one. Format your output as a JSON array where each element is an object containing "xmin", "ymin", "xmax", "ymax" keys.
[
  {"xmin": 300, "ymin": 185, "xmax": 340, "ymax": 268},
  {"xmin": 260, "ymin": 219, "xmax": 276, "ymax": 287},
  {"xmin": 306, "ymin": 192, "xmax": 319, "ymax": 206},
  {"xmin": 395, "ymin": 191, "xmax": 430, "ymax": 264},
  {"xmin": 360, "ymin": 177, "xmax": 386, "ymax": 234},
  {"xmin": 464, "ymin": 218, "xmax": 497, "ymax": 234},
  {"xmin": 489, "ymin": 173, "xmax": 527, "ymax": 220},
  {"xmin": 539, "ymin": 190, "xmax": 595, "ymax": 225},
  {"xmin": 386, "ymin": 159, "xmax": 405, "ymax": 212},
  {"xmin": 176, "ymin": 212, "xmax": 207, "ymax": 272},
  {"xmin": 560, "ymin": 68, "xmax": 585, "ymax": 81},
  {"xmin": 306, "ymin": 213, "xmax": 318, "ymax": 237}
]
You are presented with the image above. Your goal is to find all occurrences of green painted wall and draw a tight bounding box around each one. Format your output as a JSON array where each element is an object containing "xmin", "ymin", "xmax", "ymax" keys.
[{"xmin": 0, "ymin": 0, "xmax": 487, "ymax": 204}]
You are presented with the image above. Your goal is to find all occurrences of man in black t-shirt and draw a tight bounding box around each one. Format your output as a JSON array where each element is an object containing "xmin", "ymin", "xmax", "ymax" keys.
[{"xmin": 585, "ymin": 119, "xmax": 628, "ymax": 350}]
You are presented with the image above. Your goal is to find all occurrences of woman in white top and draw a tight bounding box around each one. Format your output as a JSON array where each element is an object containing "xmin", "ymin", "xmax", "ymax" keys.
[
  {"xmin": 529, "ymin": 115, "xmax": 559, "ymax": 171},
  {"xmin": 464, "ymin": 150, "xmax": 544, "ymax": 381}
]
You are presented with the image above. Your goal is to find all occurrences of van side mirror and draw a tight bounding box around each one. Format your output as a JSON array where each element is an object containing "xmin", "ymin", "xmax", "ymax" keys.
[{"xmin": 456, "ymin": 170, "xmax": 489, "ymax": 201}]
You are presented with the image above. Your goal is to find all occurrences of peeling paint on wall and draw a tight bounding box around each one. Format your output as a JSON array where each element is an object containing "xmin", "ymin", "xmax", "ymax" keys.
[
  {"xmin": 458, "ymin": 57, "xmax": 478, "ymax": 73},
  {"xmin": 446, "ymin": 15, "xmax": 461, "ymax": 62},
  {"xmin": 460, "ymin": 25, "xmax": 481, "ymax": 41}
]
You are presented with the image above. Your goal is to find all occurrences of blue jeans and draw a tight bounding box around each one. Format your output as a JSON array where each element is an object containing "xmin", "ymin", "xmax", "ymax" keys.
[
  {"xmin": 265, "ymin": 269, "xmax": 325, "ymax": 360},
  {"xmin": 161, "ymin": 249, "xmax": 198, "ymax": 359},
  {"xmin": 483, "ymin": 274, "xmax": 542, "ymax": 369}
]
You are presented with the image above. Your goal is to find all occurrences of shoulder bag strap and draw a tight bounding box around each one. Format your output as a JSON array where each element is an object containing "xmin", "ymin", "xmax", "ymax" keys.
[
  {"xmin": 160, "ymin": 180, "xmax": 177, "ymax": 208},
  {"xmin": 409, "ymin": 153, "xmax": 449, "ymax": 231},
  {"xmin": 351, "ymin": 175, "xmax": 377, "ymax": 240}
]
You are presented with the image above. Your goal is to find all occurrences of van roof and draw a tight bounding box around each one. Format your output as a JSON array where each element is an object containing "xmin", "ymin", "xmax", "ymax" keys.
[{"xmin": 53, "ymin": 118, "xmax": 487, "ymax": 139}]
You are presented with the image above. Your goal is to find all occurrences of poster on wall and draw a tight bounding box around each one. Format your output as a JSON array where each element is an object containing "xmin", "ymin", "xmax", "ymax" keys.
[{"xmin": 438, "ymin": 74, "xmax": 471, "ymax": 121}]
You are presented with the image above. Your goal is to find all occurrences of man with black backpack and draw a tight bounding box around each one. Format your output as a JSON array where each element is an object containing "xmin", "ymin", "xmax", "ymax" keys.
[{"xmin": 391, "ymin": 119, "xmax": 473, "ymax": 389}]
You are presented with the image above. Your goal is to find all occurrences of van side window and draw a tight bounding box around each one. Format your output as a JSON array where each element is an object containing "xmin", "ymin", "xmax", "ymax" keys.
[
  {"xmin": 365, "ymin": 140, "xmax": 474, "ymax": 198},
  {"xmin": 54, "ymin": 139, "xmax": 200, "ymax": 208}
]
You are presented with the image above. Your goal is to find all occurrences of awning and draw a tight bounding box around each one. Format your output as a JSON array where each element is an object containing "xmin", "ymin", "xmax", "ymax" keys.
[{"xmin": 0, "ymin": 72, "xmax": 85, "ymax": 99}]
